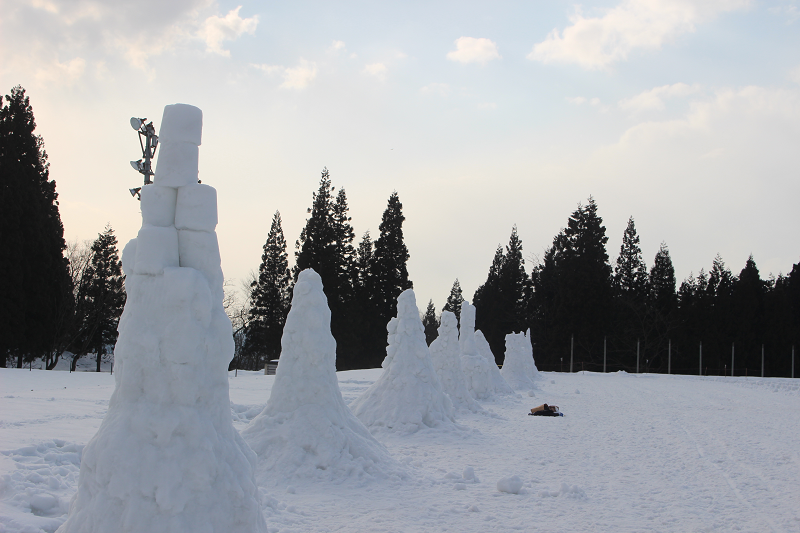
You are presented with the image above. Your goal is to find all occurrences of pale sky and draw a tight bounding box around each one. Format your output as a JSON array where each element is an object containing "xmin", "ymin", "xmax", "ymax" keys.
[{"xmin": 2, "ymin": 0, "xmax": 799, "ymax": 310}]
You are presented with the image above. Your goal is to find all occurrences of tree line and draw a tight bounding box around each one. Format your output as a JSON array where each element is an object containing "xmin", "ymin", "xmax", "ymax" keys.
[
  {"xmin": 1, "ymin": 86, "xmax": 126, "ymax": 370},
  {"xmin": 4, "ymin": 84, "xmax": 798, "ymax": 377},
  {"xmin": 466, "ymin": 197, "xmax": 800, "ymax": 377},
  {"xmin": 233, "ymin": 168, "xmax": 412, "ymax": 371}
]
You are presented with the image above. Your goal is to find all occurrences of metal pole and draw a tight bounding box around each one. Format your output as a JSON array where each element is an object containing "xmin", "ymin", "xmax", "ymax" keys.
[
  {"xmin": 731, "ymin": 342, "xmax": 734, "ymax": 377},
  {"xmin": 792, "ymin": 346, "xmax": 795, "ymax": 379},
  {"xmin": 668, "ymin": 339, "xmax": 671, "ymax": 375},
  {"xmin": 761, "ymin": 344, "xmax": 764, "ymax": 378},
  {"xmin": 636, "ymin": 339, "xmax": 640, "ymax": 373},
  {"xmin": 603, "ymin": 336, "xmax": 607, "ymax": 373},
  {"xmin": 570, "ymin": 335, "xmax": 574, "ymax": 373},
  {"xmin": 699, "ymin": 341, "xmax": 702, "ymax": 376}
]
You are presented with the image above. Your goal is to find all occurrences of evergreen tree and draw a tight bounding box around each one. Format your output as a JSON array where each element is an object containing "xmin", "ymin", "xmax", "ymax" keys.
[
  {"xmin": 649, "ymin": 242, "xmax": 677, "ymax": 315},
  {"xmin": 295, "ymin": 168, "xmax": 361, "ymax": 368},
  {"xmin": 474, "ymin": 227, "xmax": 531, "ymax": 360},
  {"xmin": 76, "ymin": 226, "xmax": 125, "ymax": 372},
  {"xmin": 370, "ymin": 192, "xmax": 412, "ymax": 333},
  {"xmin": 0, "ymin": 85, "xmax": 71, "ymax": 368},
  {"xmin": 443, "ymin": 279, "xmax": 464, "ymax": 325},
  {"xmin": 422, "ymin": 300, "xmax": 439, "ymax": 346},
  {"xmin": 529, "ymin": 197, "xmax": 612, "ymax": 370},
  {"xmin": 614, "ymin": 217, "xmax": 648, "ymax": 300},
  {"xmin": 732, "ymin": 255, "xmax": 766, "ymax": 373},
  {"xmin": 244, "ymin": 211, "xmax": 291, "ymax": 369}
]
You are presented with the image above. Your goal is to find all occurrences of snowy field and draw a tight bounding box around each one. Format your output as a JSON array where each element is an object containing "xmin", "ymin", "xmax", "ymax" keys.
[{"xmin": 2, "ymin": 367, "xmax": 799, "ymax": 533}]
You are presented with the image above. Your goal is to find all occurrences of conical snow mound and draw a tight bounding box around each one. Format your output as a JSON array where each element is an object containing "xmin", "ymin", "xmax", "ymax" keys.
[
  {"xmin": 351, "ymin": 289, "xmax": 455, "ymax": 433},
  {"xmin": 57, "ymin": 104, "xmax": 266, "ymax": 533},
  {"xmin": 430, "ymin": 311, "xmax": 481, "ymax": 412},
  {"xmin": 500, "ymin": 331, "xmax": 540, "ymax": 390},
  {"xmin": 241, "ymin": 269, "xmax": 397, "ymax": 486},
  {"xmin": 458, "ymin": 302, "xmax": 494, "ymax": 400},
  {"xmin": 475, "ymin": 330, "xmax": 515, "ymax": 395}
]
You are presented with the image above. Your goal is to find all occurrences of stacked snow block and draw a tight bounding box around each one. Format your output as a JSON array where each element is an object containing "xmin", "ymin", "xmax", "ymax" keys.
[{"xmin": 130, "ymin": 104, "xmax": 224, "ymax": 303}]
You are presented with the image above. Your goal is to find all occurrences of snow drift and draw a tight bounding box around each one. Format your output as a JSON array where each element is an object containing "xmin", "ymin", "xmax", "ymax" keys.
[
  {"xmin": 351, "ymin": 289, "xmax": 455, "ymax": 432},
  {"xmin": 241, "ymin": 269, "xmax": 397, "ymax": 486},
  {"xmin": 56, "ymin": 104, "xmax": 266, "ymax": 533}
]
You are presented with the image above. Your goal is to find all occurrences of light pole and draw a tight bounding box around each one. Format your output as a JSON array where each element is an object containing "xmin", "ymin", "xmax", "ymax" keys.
[{"xmin": 128, "ymin": 117, "xmax": 158, "ymax": 198}]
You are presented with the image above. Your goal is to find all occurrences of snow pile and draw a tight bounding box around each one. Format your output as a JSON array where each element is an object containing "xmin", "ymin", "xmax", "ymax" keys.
[
  {"xmin": 458, "ymin": 302, "xmax": 494, "ymax": 400},
  {"xmin": 429, "ymin": 311, "xmax": 481, "ymax": 412},
  {"xmin": 56, "ymin": 104, "xmax": 266, "ymax": 533},
  {"xmin": 241, "ymin": 269, "xmax": 397, "ymax": 486},
  {"xmin": 540, "ymin": 483, "xmax": 587, "ymax": 500},
  {"xmin": 500, "ymin": 331, "xmax": 540, "ymax": 391},
  {"xmin": 474, "ymin": 330, "xmax": 514, "ymax": 395},
  {"xmin": 496, "ymin": 475, "xmax": 524, "ymax": 494},
  {"xmin": 351, "ymin": 289, "xmax": 455, "ymax": 432}
]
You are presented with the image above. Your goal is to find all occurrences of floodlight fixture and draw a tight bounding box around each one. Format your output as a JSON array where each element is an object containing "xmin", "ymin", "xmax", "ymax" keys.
[
  {"xmin": 129, "ymin": 187, "xmax": 142, "ymax": 199},
  {"xmin": 128, "ymin": 115, "xmax": 158, "ymax": 197}
]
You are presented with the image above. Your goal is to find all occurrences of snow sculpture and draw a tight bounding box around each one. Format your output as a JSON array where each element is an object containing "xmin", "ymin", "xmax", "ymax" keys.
[
  {"xmin": 57, "ymin": 104, "xmax": 267, "ymax": 533},
  {"xmin": 475, "ymin": 330, "xmax": 515, "ymax": 395},
  {"xmin": 351, "ymin": 289, "xmax": 455, "ymax": 432},
  {"xmin": 500, "ymin": 331, "xmax": 540, "ymax": 391},
  {"xmin": 429, "ymin": 311, "xmax": 481, "ymax": 412},
  {"xmin": 458, "ymin": 301, "xmax": 494, "ymax": 400},
  {"xmin": 242, "ymin": 269, "xmax": 397, "ymax": 486}
]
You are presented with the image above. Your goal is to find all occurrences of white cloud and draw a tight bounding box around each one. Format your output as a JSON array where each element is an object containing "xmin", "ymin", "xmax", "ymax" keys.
[
  {"xmin": 618, "ymin": 83, "xmax": 700, "ymax": 112},
  {"xmin": 281, "ymin": 59, "xmax": 317, "ymax": 89},
  {"xmin": 567, "ymin": 96, "xmax": 588, "ymax": 105},
  {"xmin": 420, "ymin": 83, "xmax": 451, "ymax": 96},
  {"xmin": 769, "ymin": 4, "xmax": 800, "ymax": 24},
  {"xmin": 790, "ymin": 65, "xmax": 800, "ymax": 85},
  {"xmin": 199, "ymin": 6, "xmax": 258, "ymax": 56},
  {"xmin": 328, "ymin": 40, "xmax": 346, "ymax": 54},
  {"xmin": 251, "ymin": 59, "xmax": 318, "ymax": 89},
  {"xmin": 446, "ymin": 37, "xmax": 501, "ymax": 65},
  {"xmin": 363, "ymin": 62, "xmax": 388, "ymax": 81},
  {"xmin": 478, "ymin": 102, "xmax": 497, "ymax": 110},
  {"xmin": 35, "ymin": 57, "xmax": 86, "ymax": 84},
  {"xmin": 528, "ymin": 0, "xmax": 750, "ymax": 70}
]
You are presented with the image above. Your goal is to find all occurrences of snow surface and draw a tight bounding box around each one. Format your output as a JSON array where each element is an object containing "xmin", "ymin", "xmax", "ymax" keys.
[
  {"xmin": 474, "ymin": 330, "xmax": 515, "ymax": 395},
  {"xmin": 351, "ymin": 289, "xmax": 456, "ymax": 433},
  {"xmin": 458, "ymin": 302, "xmax": 494, "ymax": 400},
  {"xmin": 241, "ymin": 269, "xmax": 400, "ymax": 487},
  {"xmin": 3, "ymin": 369, "xmax": 800, "ymax": 532},
  {"xmin": 429, "ymin": 311, "xmax": 481, "ymax": 413},
  {"xmin": 48, "ymin": 103, "xmax": 266, "ymax": 533},
  {"xmin": 500, "ymin": 331, "xmax": 541, "ymax": 391}
]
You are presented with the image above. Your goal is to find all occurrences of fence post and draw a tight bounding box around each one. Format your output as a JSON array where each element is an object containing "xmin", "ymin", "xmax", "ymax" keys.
[
  {"xmin": 570, "ymin": 335, "xmax": 574, "ymax": 373},
  {"xmin": 793, "ymin": 345, "xmax": 795, "ymax": 379},
  {"xmin": 699, "ymin": 341, "xmax": 702, "ymax": 376},
  {"xmin": 761, "ymin": 344, "xmax": 764, "ymax": 378},
  {"xmin": 668, "ymin": 339, "xmax": 671, "ymax": 375},
  {"xmin": 603, "ymin": 336, "xmax": 607, "ymax": 373},
  {"xmin": 731, "ymin": 342, "xmax": 734, "ymax": 377},
  {"xmin": 636, "ymin": 339, "xmax": 640, "ymax": 373}
]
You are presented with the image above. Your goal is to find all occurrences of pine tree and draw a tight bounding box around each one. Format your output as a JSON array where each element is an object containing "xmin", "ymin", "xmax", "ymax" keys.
[
  {"xmin": 649, "ymin": 242, "xmax": 676, "ymax": 314},
  {"xmin": 244, "ymin": 211, "xmax": 291, "ymax": 369},
  {"xmin": 76, "ymin": 226, "xmax": 125, "ymax": 372},
  {"xmin": 614, "ymin": 217, "xmax": 648, "ymax": 300},
  {"xmin": 0, "ymin": 85, "xmax": 71, "ymax": 368},
  {"xmin": 474, "ymin": 227, "xmax": 531, "ymax": 359},
  {"xmin": 422, "ymin": 300, "xmax": 439, "ymax": 346},
  {"xmin": 443, "ymin": 279, "xmax": 464, "ymax": 325},
  {"xmin": 370, "ymin": 192, "xmax": 412, "ymax": 328}
]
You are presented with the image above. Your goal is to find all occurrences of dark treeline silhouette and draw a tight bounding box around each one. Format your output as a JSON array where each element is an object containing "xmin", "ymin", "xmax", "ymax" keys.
[
  {"xmin": 1, "ymin": 86, "xmax": 126, "ymax": 370},
  {"xmin": 237, "ymin": 168, "xmax": 412, "ymax": 371},
  {"xmin": 474, "ymin": 196, "xmax": 800, "ymax": 378}
]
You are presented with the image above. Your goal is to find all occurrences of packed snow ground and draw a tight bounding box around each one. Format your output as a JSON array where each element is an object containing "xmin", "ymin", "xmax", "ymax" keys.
[{"xmin": 2, "ymin": 368, "xmax": 800, "ymax": 533}]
